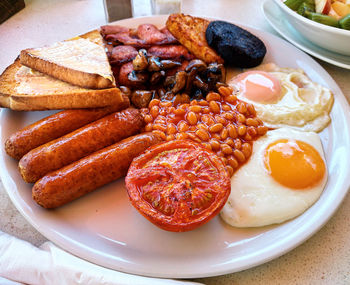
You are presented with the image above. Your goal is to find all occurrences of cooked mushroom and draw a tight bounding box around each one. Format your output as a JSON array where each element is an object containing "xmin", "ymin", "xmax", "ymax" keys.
[
  {"xmin": 193, "ymin": 75, "xmax": 209, "ymax": 92},
  {"xmin": 164, "ymin": 75, "xmax": 176, "ymax": 89},
  {"xmin": 133, "ymin": 49, "xmax": 148, "ymax": 71},
  {"xmin": 160, "ymin": 60, "xmax": 182, "ymax": 69},
  {"xmin": 184, "ymin": 67, "xmax": 198, "ymax": 94},
  {"xmin": 128, "ymin": 70, "xmax": 149, "ymax": 84},
  {"xmin": 185, "ymin": 59, "xmax": 207, "ymax": 73},
  {"xmin": 131, "ymin": 90, "xmax": 154, "ymax": 108},
  {"xmin": 206, "ymin": 63, "xmax": 225, "ymax": 82},
  {"xmin": 150, "ymin": 70, "xmax": 165, "ymax": 85},
  {"xmin": 171, "ymin": 71, "xmax": 187, "ymax": 94},
  {"xmin": 148, "ymin": 56, "xmax": 163, "ymax": 72}
]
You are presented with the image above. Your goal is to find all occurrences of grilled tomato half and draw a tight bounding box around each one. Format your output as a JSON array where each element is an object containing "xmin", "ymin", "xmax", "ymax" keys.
[{"xmin": 125, "ymin": 140, "xmax": 231, "ymax": 232}]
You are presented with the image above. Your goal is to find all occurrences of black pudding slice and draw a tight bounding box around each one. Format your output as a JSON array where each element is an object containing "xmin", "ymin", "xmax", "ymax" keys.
[{"xmin": 206, "ymin": 21, "xmax": 266, "ymax": 68}]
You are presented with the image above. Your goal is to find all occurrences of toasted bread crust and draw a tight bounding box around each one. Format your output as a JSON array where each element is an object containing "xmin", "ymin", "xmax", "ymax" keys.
[
  {"xmin": 20, "ymin": 50, "xmax": 114, "ymax": 90},
  {"xmin": 166, "ymin": 14, "xmax": 224, "ymax": 64},
  {"xmin": 19, "ymin": 29, "xmax": 114, "ymax": 89},
  {"xmin": 0, "ymin": 59, "xmax": 124, "ymax": 111}
]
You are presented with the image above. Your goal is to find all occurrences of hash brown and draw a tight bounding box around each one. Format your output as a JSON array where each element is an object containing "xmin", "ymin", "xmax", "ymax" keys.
[{"xmin": 166, "ymin": 13, "xmax": 224, "ymax": 64}]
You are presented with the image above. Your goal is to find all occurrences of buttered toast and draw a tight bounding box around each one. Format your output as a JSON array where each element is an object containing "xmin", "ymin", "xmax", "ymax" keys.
[{"xmin": 0, "ymin": 30, "xmax": 125, "ymax": 111}]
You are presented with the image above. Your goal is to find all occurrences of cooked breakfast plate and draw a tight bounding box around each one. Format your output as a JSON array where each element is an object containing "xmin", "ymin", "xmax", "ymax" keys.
[{"xmin": 1, "ymin": 15, "xmax": 350, "ymax": 278}]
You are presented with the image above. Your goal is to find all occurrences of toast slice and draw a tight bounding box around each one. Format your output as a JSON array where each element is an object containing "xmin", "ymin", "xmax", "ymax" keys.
[
  {"xmin": 166, "ymin": 14, "xmax": 224, "ymax": 64},
  {"xmin": 0, "ymin": 31, "xmax": 125, "ymax": 111},
  {"xmin": 20, "ymin": 30, "xmax": 115, "ymax": 89}
]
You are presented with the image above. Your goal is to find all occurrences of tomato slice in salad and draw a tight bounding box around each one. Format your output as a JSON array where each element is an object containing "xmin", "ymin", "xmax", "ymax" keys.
[{"xmin": 125, "ymin": 140, "xmax": 231, "ymax": 232}]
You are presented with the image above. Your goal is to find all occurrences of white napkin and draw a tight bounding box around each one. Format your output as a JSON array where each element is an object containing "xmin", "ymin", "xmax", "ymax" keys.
[{"xmin": 0, "ymin": 231, "xmax": 203, "ymax": 285}]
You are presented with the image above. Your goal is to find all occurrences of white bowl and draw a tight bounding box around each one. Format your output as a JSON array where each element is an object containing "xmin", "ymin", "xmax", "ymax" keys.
[{"xmin": 273, "ymin": 0, "xmax": 350, "ymax": 56}]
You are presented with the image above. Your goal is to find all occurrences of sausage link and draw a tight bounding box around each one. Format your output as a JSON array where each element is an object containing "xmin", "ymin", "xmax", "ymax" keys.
[
  {"xmin": 5, "ymin": 95, "xmax": 130, "ymax": 160},
  {"xmin": 19, "ymin": 108, "xmax": 143, "ymax": 183},
  {"xmin": 32, "ymin": 132, "xmax": 162, "ymax": 209}
]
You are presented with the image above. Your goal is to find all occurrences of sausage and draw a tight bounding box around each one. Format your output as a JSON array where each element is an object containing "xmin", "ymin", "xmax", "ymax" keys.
[
  {"xmin": 5, "ymin": 95, "xmax": 130, "ymax": 160},
  {"xmin": 19, "ymin": 108, "xmax": 144, "ymax": 183},
  {"xmin": 32, "ymin": 132, "xmax": 162, "ymax": 209}
]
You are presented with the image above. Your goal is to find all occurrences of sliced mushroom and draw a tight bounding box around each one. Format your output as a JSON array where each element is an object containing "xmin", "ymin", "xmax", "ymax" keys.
[
  {"xmin": 160, "ymin": 60, "xmax": 182, "ymax": 70},
  {"xmin": 148, "ymin": 56, "xmax": 163, "ymax": 72},
  {"xmin": 133, "ymin": 49, "xmax": 148, "ymax": 71},
  {"xmin": 150, "ymin": 70, "xmax": 165, "ymax": 85},
  {"xmin": 207, "ymin": 63, "xmax": 226, "ymax": 82},
  {"xmin": 184, "ymin": 67, "xmax": 198, "ymax": 94},
  {"xmin": 164, "ymin": 75, "xmax": 176, "ymax": 89},
  {"xmin": 185, "ymin": 59, "xmax": 207, "ymax": 73},
  {"xmin": 171, "ymin": 71, "xmax": 187, "ymax": 94},
  {"xmin": 193, "ymin": 75, "xmax": 209, "ymax": 92},
  {"xmin": 128, "ymin": 70, "xmax": 149, "ymax": 84},
  {"xmin": 131, "ymin": 90, "xmax": 154, "ymax": 108}
]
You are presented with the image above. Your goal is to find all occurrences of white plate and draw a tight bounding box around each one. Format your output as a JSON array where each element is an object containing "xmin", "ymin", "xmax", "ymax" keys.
[
  {"xmin": 262, "ymin": 0, "xmax": 350, "ymax": 70},
  {"xmin": 1, "ymin": 15, "xmax": 350, "ymax": 279}
]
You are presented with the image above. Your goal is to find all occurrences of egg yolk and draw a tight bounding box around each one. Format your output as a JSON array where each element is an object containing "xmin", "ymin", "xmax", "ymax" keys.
[
  {"xmin": 234, "ymin": 71, "xmax": 282, "ymax": 104},
  {"xmin": 264, "ymin": 139, "xmax": 325, "ymax": 189}
]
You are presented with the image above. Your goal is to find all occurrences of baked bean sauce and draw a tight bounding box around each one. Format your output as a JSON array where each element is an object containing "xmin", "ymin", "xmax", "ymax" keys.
[{"xmin": 140, "ymin": 86, "xmax": 268, "ymax": 176}]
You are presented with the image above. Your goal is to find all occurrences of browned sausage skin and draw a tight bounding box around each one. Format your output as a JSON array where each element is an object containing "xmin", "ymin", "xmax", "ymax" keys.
[
  {"xmin": 5, "ymin": 95, "xmax": 130, "ymax": 160},
  {"xmin": 32, "ymin": 132, "xmax": 162, "ymax": 209},
  {"xmin": 19, "ymin": 108, "xmax": 143, "ymax": 183}
]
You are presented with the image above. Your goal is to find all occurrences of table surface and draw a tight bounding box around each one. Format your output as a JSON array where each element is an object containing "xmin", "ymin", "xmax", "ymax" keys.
[{"xmin": 1, "ymin": 0, "xmax": 350, "ymax": 284}]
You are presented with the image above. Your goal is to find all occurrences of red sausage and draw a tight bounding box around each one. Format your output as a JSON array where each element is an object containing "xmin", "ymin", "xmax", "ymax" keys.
[
  {"xmin": 5, "ymin": 96, "xmax": 130, "ymax": 160},
  {"xmin": 32, "ymin": 132, "xmax": 162, "ymax": 209},
  {"xmin": 19, "ymin": 108, "xmax": 144, "ymax": 183}
]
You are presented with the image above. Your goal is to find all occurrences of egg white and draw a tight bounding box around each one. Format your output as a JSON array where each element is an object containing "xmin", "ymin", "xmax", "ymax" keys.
[
  {"xmin": 228, "ymin": 64, "xmax": 334, "ymax": 133},
  {"xmin": 220, "ymin": 128, "xmax": 328, "ymax": 228}
]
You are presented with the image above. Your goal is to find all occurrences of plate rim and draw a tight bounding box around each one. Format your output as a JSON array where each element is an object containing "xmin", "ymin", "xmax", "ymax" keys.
[{"xmin": 1, "ymin": 15, "xmax": 350, "ymax": 278}]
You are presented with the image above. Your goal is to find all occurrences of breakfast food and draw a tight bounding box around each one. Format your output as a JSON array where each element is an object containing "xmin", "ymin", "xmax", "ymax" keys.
[
  {"xmin": 0, "ymin": 31, "xmax": 124, "ymax": 111},
  {"xmin": 33, "ymin": 132, "xmax": 162, "ymax": 209},
  {"xmin": 19, "ymin": 108, "xmax": 143, "ymax": 183},
  {"xmin": 206, "ymin": 21, "xmax": 267, "ymax": 68},
  {"xmin": 228, "ymin": 63, "xmax": 334, "ymax": 132},
  {"xmin": 166, "ymin": 13, "xmax": 224, "ymax": 64},
  {"xmin": 125, "ymin": 140, "xmax": 231, "ymax": 232},
  {"xmin": 285, "ymin": 0, "xmax": 350, "ymax": 29},
  {"xmin": 1, "ymin": 14, "xmax": 336, "ymax": 233},
  {"xmin": 221, "ymin": 128, "xmax": 327, "ymax": 227},
  {"xmin": 141, "ymin": 86, "xmax": 268, "ymax": 176},
  {"xmin": 101, "ymin": 24, "xmax": 178, "ymax": 48},
  {"xmin": 5, "ymin": 98, "xmax": 129, "ymax": 160},
  {"xmin": 20, "ymin": 32, "xmax": 115, "ymax": 89}
]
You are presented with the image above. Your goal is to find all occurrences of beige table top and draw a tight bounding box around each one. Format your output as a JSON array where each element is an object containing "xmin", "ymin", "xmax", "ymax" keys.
[{"xmin": 0, "ymin": 0, "xmax": 349, "ymax": 284}]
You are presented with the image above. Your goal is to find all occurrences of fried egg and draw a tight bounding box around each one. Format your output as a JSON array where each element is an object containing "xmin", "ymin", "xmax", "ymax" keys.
[
  {"xmin": 228, "ymin": 63, "xmax": 334, "ymax": 132},
  {"xmin": 220, "ymin": 128, "xmax": 328, "ymax": 228}
]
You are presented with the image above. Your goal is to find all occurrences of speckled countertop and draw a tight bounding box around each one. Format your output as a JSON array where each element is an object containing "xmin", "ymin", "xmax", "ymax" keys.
[{"xmin": 1, "ymin": 0, "xmax": 350, "ymax": 284}]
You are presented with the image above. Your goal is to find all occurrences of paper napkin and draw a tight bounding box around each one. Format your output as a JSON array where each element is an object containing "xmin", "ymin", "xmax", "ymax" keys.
[{"xmin": 0, "ymin": 231, "xmax": 203, "ymax": 285}]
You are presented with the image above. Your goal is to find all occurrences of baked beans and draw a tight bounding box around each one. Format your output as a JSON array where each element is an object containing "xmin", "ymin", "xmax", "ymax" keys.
[{"xmin": 140, "ymin": 88, "xmax": 268, "ymax": 176}]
